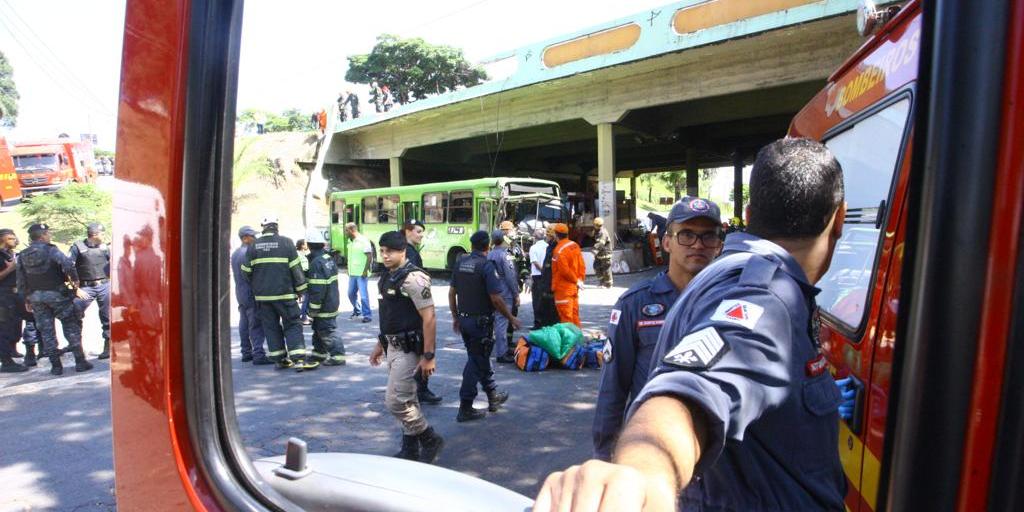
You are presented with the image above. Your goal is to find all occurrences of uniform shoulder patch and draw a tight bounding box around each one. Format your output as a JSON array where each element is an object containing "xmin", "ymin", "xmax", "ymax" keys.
[
  {"xmin": 641, "ymin": 303, "xmax": 665, "ymax": 317},
  {"xmin": 602, "ymin": 339, "xmax": 614, "ymax": 364},
  {"xmin": 710, "ymin": 299, "xmax": 765, "ymax": 330},
  {"xmin": 663, "ymin": 327, "xmax": 729, "ymax": 370},
  {"xmin": 609, "ymin": 309, "xmax": 622, "ymax": 325}
]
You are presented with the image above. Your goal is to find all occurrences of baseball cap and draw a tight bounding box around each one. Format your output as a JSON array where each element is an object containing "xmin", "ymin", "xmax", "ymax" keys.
[
  {"xmin": 499, "ymin": 220, "xmax": 515, "ymax": 230},
  {"xmin": 593, "ymin": 217, "xmax": 604, "ymax": 226},
  {"xmin": 378, "ymin": 231, "xmax": 407, "ymax": 251},
  {"xmin": 491, "ymin": 229, "xmax": 506, "ymax": 243},
  {"xmin": 28, "ymin": 223, "xmax": 49, "ymax": 234},
  {"xmin": 87, "ymin": 222, "xmax": 105, "ymax": 235},
  {"xmin": 469, "ymin": 230, "xmax": 490, "ymax": 247},
  {"xmin": 238, "ymin": 225, "xmax": 258, "ymax": 239},
  {"xmin": 667, "ymin": 197, "xmax": 722, "ymax": 225},
  {"xmin": 553, "ymin": 223, "xmax": 569, "ymax": 235},
  {"xmin": 404, "ymin": 218, "xmax": 425, "ymax": 229}
]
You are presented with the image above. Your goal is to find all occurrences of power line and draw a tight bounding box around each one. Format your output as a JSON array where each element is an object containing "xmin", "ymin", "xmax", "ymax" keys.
[
  {"xmin": 0, "ymin": 15, "xmax": 113, "ymax": 120},
  {"xmin": 0, "ymin": 0, "xmax": 116, "ymax": 116},
  {"xmin": 400, "ymin": 0, "xmax": 495, "ymax": 34}
]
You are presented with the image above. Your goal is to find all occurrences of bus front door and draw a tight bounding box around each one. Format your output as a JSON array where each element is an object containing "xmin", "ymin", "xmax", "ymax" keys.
[
  {"xmin": 477, "ymin": 199, "xmax": 495, "ymax": 233},
  {"xmin": 402, "ymin": 201, "xmax": 420, "ymax": 224}
]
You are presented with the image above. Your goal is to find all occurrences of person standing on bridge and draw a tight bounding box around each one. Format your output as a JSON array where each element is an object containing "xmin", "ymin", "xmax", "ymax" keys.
[{"xmin": 551, "ymin": 223, "xmax": 585, "ymax": 327}]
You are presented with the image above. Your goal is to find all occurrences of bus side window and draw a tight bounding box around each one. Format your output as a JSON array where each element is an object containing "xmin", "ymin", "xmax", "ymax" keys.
[
  {"xmin": 362, "ymin": 196, "xmax": 378, "ymax": 224},
  {"xmin": 423, "ymin": 192, "xmax": 446, "ymax": 223},
  {"xmin": 331, "ymin": 200, "xmax": 344, "ymax": 224},
  {"xmin": 379, "ymin": 195, "xmax": 399, "ymax": 225},
  {"xmin": 449, "ymin": 190, "xmax": 473, "ymax": 224},
  {"xmin": 344, "ymin": 204, "xmax": 355, "ymax": 224}
]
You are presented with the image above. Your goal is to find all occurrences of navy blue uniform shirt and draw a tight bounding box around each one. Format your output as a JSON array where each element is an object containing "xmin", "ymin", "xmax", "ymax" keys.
[
  {"xmin": 629, "ymin": 232, "xmax": 845, "ymax": 511},
  {"xmin": 478, "ymin": 251, "xmax": 505, "ymax": 297},
  {"xmin": 592, "ymin": 271, "xmax": 681, "ymax": 460}
]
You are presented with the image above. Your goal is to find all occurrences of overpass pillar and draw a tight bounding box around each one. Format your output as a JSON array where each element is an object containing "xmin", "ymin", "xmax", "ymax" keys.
[
  {"xmin": 597, "ymin": 123, "xmax": 616, "ymax": 249},
  {"xmin": 686, "ymin": 148, "xmax": 698, "ymax": 197},
  {"xmin": 389, "ymin": 157, "xmax": 403, "ymax": 187}
]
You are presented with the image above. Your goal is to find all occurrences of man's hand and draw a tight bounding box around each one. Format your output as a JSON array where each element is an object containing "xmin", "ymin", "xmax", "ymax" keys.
[
  {"xmin": 452, "ymin": 318, "xmax": 460, "ymax": 335},
  {"xmin": 577, "ymin": 280, "xmax": 585, "ymax": 290},
  {"xmin": 514, "ymin": 295, "xmax": 521, "ymax": 308},
  {"xmin": 417, "ymin": 357, "xmax": 436, "ymax": 378},
  {"xmin": 75, "ymin": 288, "xmax": 89, "ymax": 300},
  {"xmin": 369, "ymin": 344, "xmax": 384, "ymax": 366},
  {"xmin": 533, "ymin": 459, "xmax": 676, "ymax": 512},
  {"xmin": 509, "ymin": 316, "xmax": 523, "ymax": 331}
]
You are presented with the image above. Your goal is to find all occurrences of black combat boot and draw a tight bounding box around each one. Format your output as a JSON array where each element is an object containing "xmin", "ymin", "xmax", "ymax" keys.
[
  {"xmin": 456, "ymin": 400, "xmax": 486, "ymax": 423},
  {"xmin": 393, "ymin": 435, "xmax": 420, "ymax": 461},
  {"xmin": 23, "ymin": 345, "xmax": 37, "ymax": 367},
  {"xmin": 416, "ymin": 427, "xmax": 444, "ymax": 464},
  {"xmin": 97, "ymin": 339, "xmax": 110, "ymax": 360},
  {"xmin": 72, "ymin": 347, "xmax": 94, "ymax": 372},
  {"xmin": 486, "ymin": 389, "xmax": 509, "ymax": 412},
  {"xmin": 49, "ymin": 354, "xmax": 63, "ymax": 376},
  {"xmin": 0, "ymin": 357, "xmax": 27, "ymax": 373}
]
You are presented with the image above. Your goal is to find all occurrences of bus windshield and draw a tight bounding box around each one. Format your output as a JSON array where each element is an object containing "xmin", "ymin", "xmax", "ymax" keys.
[{"xmin": 13, "ymin": 154, "xmax": 58, "ymax": 169}]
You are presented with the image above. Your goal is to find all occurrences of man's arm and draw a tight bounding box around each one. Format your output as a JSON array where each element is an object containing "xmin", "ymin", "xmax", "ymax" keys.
[
  {"xmin": 489, "ymin": 293, "xmax": 521, "ymax": 330},
  {"xmin": 592, "ymin": 304, "xmax": 636, "ymax": 460},
  {"xmin": 362, "ymin": 241, "xmax": 372, "ymax": 276},
  {"xmin": 306, "ymin": 260, "xmax": 326, "ymax": 315},
  {"xmin": 0, "ymin": 255, "xmax": 16, "ymax": 280},
  {"xmin": 534, "ymin": 395, "xmax": 705, "ymax": 512},
  {"xmin": 448, "ymin": 286, "xmax": 460, "ymax": 334}
]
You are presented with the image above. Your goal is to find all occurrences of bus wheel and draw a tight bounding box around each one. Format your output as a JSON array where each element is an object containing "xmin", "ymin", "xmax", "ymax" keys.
[{"xmin": 447, "ymin": 248, "xmax": 466, "ymax": 270}]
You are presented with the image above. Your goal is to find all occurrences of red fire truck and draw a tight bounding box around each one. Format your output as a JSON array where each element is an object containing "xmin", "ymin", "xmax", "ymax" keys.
[
  {"xmin": 10, "ymin": 139, "xmax": 96, "ymax": 194},
  {"xmin": 0, "ymin": 137, "xmax": 23, "ymax": 206},
  {"xmin": 111, "ymin": 0, "xmax": 1022, "ymax": 510}
]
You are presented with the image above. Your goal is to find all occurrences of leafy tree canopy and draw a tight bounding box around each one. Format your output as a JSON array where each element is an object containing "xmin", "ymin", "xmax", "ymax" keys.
[
  {"xmin": 238, "ymin": 108, "xmax": 311, "ymax": 133},
  {"xmin": 345, "ymin": 34, "xmax": 487, "ymax": 104},
  {"xmin": 0, "ymin": 50, "xmax": 19, "ymax": 127},
  {"xmin": 19, "ymin": 184, "xmax": 112, "ymax": 245}
]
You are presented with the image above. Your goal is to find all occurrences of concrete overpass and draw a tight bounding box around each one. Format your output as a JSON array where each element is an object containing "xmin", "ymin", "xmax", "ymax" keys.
[{"xmin": 317, "ymin": 0, "xmax": 869, "ymax": 237}]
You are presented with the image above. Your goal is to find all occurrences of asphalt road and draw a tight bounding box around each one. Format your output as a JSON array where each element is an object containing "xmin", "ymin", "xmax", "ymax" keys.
[{"xmin": 0, "ymin": 268, "xmax": 657, "ymax": 511}]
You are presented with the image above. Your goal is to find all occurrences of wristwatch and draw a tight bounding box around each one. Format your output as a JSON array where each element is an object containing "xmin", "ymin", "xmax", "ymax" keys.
[{"xmin": 422, "ymin": 352, "xmax": 435, "ymax": 361}]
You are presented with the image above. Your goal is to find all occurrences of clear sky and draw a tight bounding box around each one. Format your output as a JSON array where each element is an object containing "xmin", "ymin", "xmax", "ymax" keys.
[{"xmin": 0, "ymin": 0, "xmax": 673, "ymax": 151}]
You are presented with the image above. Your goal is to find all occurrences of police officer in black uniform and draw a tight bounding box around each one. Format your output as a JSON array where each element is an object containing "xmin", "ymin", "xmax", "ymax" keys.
[
  {"xmin": 0, "ymin": 228, "xmax": 27, "ymax": 372},
  {"xmin": 402, "ymin": 218, "xmax": 442, "ymax": 404},
  {"xmin": 17, "ymin": 223, "xmax": 93, "ymax": 376},
  {"xmin": 370, "ymin": 231, "xmax": 444, "ymax": 463},
  {"xmin": 69, "ymin": 222, "xmax": 111, "ymax": 359},
  {"xmin": 242, "ymin": 216, "xmax": 315, "ymax": 371},
  {"xmin": 448, "ymin": 231, "xmax": 520, "ymax": 422}
]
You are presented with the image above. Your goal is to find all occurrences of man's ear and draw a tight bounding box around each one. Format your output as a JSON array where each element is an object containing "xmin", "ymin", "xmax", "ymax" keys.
[{"xmin": 830, "ymin": 202, "xmax": 847, "ymax": 240}]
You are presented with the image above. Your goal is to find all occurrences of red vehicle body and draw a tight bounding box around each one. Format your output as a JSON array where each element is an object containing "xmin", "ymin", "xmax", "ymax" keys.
[
  {"xmin": 112, "ymin": 0, "xmax": 1023, "ymax": 510},
  {"xmin": 0, "ymin": 137, "xmax": 23, "ymax": 206},
  {"xmin": 11, "ymin": 139, "xmax": 96, "ymax": 194}
]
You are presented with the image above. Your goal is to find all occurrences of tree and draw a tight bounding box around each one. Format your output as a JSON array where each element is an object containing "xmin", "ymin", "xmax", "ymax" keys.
[
  {"xmin": 19, "ymin": 184, "xmax": 112, "ymax": 245},
  {"xmin": 346, "ymin": 34, "xmax": 488, "ymax": 104},
  {"xmin": 0, "ymin": 50, "xmax": 19, "ymax": 127},
  {"xmin": 656, "ymin": 171, "xmax": 686, "ymax": 201}
]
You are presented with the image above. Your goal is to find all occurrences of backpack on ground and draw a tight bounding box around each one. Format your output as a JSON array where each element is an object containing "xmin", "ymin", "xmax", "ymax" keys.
[
  {"xmin": 558, "ymin": 345, "xmax": 585, "ymax": 370},
  {"xmin": 581, "ymin": 341, "xmax": 605, "ymax": 369},
  {"xmin": 514, "ymin": 337, "xmax": 550, "ymax": 372}
]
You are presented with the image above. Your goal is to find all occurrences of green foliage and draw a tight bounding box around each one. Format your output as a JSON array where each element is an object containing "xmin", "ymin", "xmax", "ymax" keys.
[
  {"xmin": 95, "ymin": 149, "xmax": 115, "ymax": 159},
  {"xmin": 346, "ymin": 34, "xmax": 488, "ymax": 103},
  {"xmin": 18, "ymin": 184, "xmax": 112, "ymax": 245},
  {"xmin": 239, "ymin": 108, "xmax": 311, "ymax": 133},
  {"xmin": 232, "ymin": 137, "xmax": 275, "ymax": 187},
  {"xmin": 0, "ymin": 50, "xmax": 19, "ymax": 127}
]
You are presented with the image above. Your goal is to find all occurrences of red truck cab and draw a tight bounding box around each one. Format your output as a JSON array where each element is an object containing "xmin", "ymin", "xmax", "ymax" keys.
[
  {"xmin": 11, "ymin": 139, "xmax": 96, "ymax": 195},
  {"xmin": 0, "ymin": 137, "xmax": 23, "ymax": 206}
]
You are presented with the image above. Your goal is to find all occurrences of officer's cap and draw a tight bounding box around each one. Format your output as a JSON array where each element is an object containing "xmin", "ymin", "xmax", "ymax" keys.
[
  {"xmin": 491, "ymin": 229, "xmax": 505, "ymax": 243},
  {"xmin": 553, "ymin": 223, "xmax": 569, "ymax": 235},
  {"xmin": 379, "ymin": 231, "xmax": 407, "ymax": 251},
  {"xmin": 403, "ymin": 218, "xmax": 425, "ymax": 230},
  {"xmin": 28, "ymin": 223, "xmax": 49, "ymax": 234},
  {"xmin": 668, "ymin": 197, "xmax": 722, "ymax": 226},
  {"xmin": 469, "ymin": 230, "xmax": 490, "ymax": 247},
  {"xmin": 238, "ymin": 225, "xmax": 258, "ymax": 239},
  {"xmin": 87, "ymin": 223, "xmax": 105, "ymax": 236}
]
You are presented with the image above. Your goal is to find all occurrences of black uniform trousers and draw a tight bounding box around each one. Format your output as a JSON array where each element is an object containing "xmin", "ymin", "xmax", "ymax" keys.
[
  {"xmin": 459, "ymin": 314, "xmax": 497, "ymax": 401},
  {"xmin": 258, "ymin": 300, "xmax": 306, "ymax": 361}
]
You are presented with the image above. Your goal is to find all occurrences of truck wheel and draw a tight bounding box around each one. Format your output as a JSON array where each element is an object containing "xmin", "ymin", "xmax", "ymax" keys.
[{"xmin": 447, "ymin": 248, "xmax": 466, "ymax": 270}]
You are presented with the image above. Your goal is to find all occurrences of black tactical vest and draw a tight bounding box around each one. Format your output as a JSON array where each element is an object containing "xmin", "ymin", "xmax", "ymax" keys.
[
  {"xmin": 0, "ymin": 250, "xmax": 16, "ymax": 289},
  {"xmin": 74, "ymin": 240, "xmax": 109, "ymax": 281},
  {"xmin": 378, "ymin": 261, "xmax": 424, "ymax": 335},
  {"xmin": 20, "ymin": 243, "xmax": 65, "ymax": 292},
  {"xmin": 453, "ymin": 252, "xmax": 493, "ymax": 315}
]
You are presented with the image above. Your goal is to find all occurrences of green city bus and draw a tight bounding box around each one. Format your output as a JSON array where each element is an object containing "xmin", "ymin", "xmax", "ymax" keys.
[{"xmin": 328, "ymin": 177, "xmax": 564, "ymax": 270}]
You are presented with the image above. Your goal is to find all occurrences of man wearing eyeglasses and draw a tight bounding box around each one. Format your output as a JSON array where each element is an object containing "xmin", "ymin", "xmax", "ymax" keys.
[{"xmin": 592, "ymin": 197, "xmax": 722, "ymax": 461}]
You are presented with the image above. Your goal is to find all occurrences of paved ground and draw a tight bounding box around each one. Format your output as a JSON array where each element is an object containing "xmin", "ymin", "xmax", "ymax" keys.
[{"xmin": 0, "ymin": 267, "xmax": 659, "ymax": 510}]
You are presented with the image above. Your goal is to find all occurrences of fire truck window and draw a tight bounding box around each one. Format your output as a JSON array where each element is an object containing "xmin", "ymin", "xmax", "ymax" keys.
[
  {"xmin": 449, "ymin": 190, "xmax": 474, "ymax": 224},
  {"xmin": 819, "ymin": 98, "xmax": 911, "ymax": 329},
  {"xmin": 423, "ymin": 192, "xmax": 447, "ymax": 223},
  {"xmin": 362, "ymin": 196, "xmax": 378, "ymax": 224},
  {"xmin": 379, "ymin": 195, "xmax": 399, "ymax": 225}
]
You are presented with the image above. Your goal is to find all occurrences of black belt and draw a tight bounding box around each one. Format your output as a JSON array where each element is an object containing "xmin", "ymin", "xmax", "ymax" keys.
[
  {"xmin": 458, "ymin": 312, "xmax": 492, "ymax": 318},
  {"xmin": 79, "ymin": 278, "xmax": 109, "ymax": 287}
]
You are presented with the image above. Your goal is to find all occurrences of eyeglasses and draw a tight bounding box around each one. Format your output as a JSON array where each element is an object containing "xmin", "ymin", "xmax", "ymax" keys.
[{"xmin": 671, "ymin": 229, "xmax": 723, "ymax": 248}]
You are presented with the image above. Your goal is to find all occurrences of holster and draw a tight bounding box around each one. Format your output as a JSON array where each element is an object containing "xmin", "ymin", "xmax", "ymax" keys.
[{"xmin": 378, "ymin": 330, "xmax": 424, "ymax": 355}]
